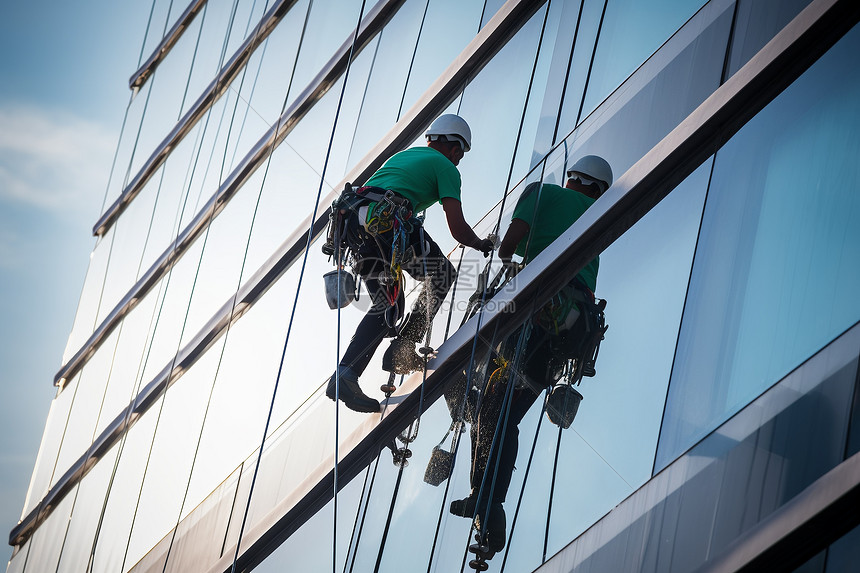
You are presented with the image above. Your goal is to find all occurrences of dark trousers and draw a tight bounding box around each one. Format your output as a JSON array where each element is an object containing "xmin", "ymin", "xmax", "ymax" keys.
[
  {"xmin": 338, "ymin": 225, "xmax": 455, "ymax": 378},
  {"xmin": 470, "ymin": 319, "xmax": 586, "ymax": 504}
]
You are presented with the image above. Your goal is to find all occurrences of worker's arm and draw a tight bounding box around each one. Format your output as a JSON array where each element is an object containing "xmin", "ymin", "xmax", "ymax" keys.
[
  {"xmin": 499, "ymin": 218, "xmax": 529, "ymax": 262},
  {"xmin": 442, "ymin": 197, "xmax": 492, "ymax": 254}
]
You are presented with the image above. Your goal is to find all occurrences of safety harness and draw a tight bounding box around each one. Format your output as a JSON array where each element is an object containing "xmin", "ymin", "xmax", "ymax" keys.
[
  {"xmin": 322, "ymin": 182, "xmax": 419, "ymax": 327},
  {"xmin": 450, "ymin": 267, "xmax": 608, "ymax": 433}
]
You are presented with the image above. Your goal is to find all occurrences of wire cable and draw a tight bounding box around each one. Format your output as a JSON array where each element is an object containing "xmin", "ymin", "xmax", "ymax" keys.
[
  {"xmin": 344, "ymin": 456, "xmax": 381, "ymax": 573},
  {"xmin": 153, "ymin": 1, "xmax": 280, "ymax": 569},
  {"xmin": 396, "ymin": 0, "xmax": 431, "ymax": 121},
  {"xmin": 499, "ymin": 389, "xmax": 549, "ymax": 572},
  {"xmin": 573, "ymin": 0, "xmax": 609, "ymax": 129},
  {"xmin": 543, "ymin": 423, "xmax": 564, "ymax": 562},
  {"xmin": 229, "ymin": 2, "xmax": 367, "ymax": 570}
]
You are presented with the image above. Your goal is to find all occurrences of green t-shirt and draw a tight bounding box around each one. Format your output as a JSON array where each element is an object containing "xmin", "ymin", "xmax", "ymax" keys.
[
  {"xmin": 512, "ymin": 181, "xmax": 599, "ymax": 290},
  {"xmin": 364, "ymin": 146, "xmax": 462, "ymax": 212}
]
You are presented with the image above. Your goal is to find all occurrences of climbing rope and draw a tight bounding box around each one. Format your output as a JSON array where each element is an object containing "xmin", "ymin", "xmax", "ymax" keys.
[
  {"xmin": 81, "ymin": 1, "xmax": 232, "ymax": 568},
  {"xmin": 228, "ymin": 2, "xmax": 368, "ymax": 571},
  {"xmin": 498, "ymin": 388, "xmax": 550, "ymax": 571},
  {"xmin": 152, "ymin": 0, "xmax": 296, "ymax": 569},
  {"xmin": 544, "ymin": 423, "xmax": 564, "ymax": 562}
]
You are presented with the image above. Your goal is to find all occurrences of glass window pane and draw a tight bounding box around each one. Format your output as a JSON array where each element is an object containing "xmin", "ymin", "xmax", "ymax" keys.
[
  {"xmin": 138, "ymin": 238, "xmax": 206, "ymax": 386},
  {"xmin": 554, "ymin": 0, "xmax": 732, "ymax": 196},
  {"xmin": 95, "ymin": 290, "xmax": 163, "ymax": 439},
  {"xmin": 558, "ymin": 0, "xmax": 707, "ymax": 140},
  {"xmin": 124, "ymin": 337, "xmax": 227, "ymax": 570},
  {"xmin": 826, "ymin": 523, "xmax": 860, "ymax": 572},
  {"xmin": 541, "ymin": 160, "xmax": 709, "ymax": 555},
  {"xmin": 579, "ymin": 0, "xmax": 706, "ymax": 120},
  {"xmin": 63, "ymin": 229, "xmax": 114, "ymax": 362},
  {"xmin": 6, "ymin": 539, "xmax": 29, "ymax": 573},
  {"xmin": 18, "ymin": 492, "xmax": 74, "ymax": 573},
  {"xmin": 55, "ymin": 449, "xmax": 120, "ymax": 572},
  {"xmin": 725, "ymin": 0, "xmax": 812, "ymax": 78},
  {"xmin": 657, "ymin": 23, "xmax": 860, "ymax": 470},
  {"xmin": 89, "ymin": 413, "xmax": 160, "ymax": 572},
  {"xmin": 545, "ymin": 325, "xmax": 858, "ymax": 571},
  {"xmin": 396, "ymin": 0, "xmax": 486, "ymax": 116},
  {"xmin": 345, "ymin": 1, "xmax": 433, "ymax": 167},
  {"xmin": 52, "ymin": 329, "xmax": 121, "ymax": 488},
  {"xmin": 178, "ymin": 272, "xmax": 295, "ymax": 518},
  {"xmin": 20, "ymin": 375, "xmax": 76, "ymax": 518}
]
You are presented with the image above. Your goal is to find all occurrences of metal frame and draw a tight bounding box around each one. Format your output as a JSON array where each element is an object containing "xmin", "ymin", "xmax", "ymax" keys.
[
  {"xmin": 129, "ymin": 0, "xmax": 209, "ymax": 91},
  {"xmin": 54, "ymin": 0, "xmax": 406, "ymax": 388},
  {"xmin": 96, "ymin": 0, "xmax": 302, "ymax": 237},
  {"xmin": 702, "ymin": 452, "xmax": 860, "ymax": 572}
]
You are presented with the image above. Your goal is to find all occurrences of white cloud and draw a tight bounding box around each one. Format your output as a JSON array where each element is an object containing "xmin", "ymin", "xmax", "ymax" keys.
[{"xmin": 0, "ymin": 104, "xmax": 114, "ymax": 217}]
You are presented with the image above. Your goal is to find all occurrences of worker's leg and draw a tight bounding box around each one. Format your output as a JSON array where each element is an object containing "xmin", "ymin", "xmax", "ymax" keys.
[
  {"xmin": 328, "ymin": 253, "xmax": 401, "ymax": 413},
  {"xmin": 397, "ymin": 227, "xmax": 456, "ymax": 343},
  {"xmin": 469, "ymin": 328, "xmax": 554, "ymax": 504},
  {"xmin": 338, "ymin": 274, "xmax": 397, "ymax": 377},
  {"xmin": 470, "ymin": 383, "xmax": 541, "ymax": 505},
  {"xmin": 383, "ymin": 227, "xmax": 455, "ymax": 374}
]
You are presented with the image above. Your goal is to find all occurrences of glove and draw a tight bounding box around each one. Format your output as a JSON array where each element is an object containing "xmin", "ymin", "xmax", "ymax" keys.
[
  {"xmin": 503, "ymin": 259, "xmax": 522, "ymax": 278},
  {"xmin": 478, "ymin": 238, "xmax": 495, "ymax": 257}
]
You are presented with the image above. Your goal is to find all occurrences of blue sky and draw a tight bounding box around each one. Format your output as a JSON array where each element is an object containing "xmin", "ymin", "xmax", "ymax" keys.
[{"xmin": 0, "ymin": 0, "xmax": 149, "ymax": 562}]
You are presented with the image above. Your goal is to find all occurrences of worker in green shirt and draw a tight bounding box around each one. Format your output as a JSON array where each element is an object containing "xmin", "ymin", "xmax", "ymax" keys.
[
  {"xmin": 327, "ymin": 114, "xmax": 494, "ymax": 413},
  {"xmin": 450, "ymin": 155, "xmax": 613, "ymax": 557}
]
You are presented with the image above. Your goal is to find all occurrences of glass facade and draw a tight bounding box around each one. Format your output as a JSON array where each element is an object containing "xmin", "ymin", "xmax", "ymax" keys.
[
  {"xmin": 8, "ymin": 0, "xmax": 860, "ymax": 572},
  {"xmin": 657, "ymin": 20, "xmax": 860, "ymax": 470}
]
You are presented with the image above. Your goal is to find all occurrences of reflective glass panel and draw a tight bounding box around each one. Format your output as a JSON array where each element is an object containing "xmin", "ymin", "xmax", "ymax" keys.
[
  {"xmin": 825, "ymin": 523, "xmax": 860, "ymax": 573},
  {"xmin": 89, "ymin": 413, "xmax": 160, "ymax": 573},
  {"xmin": 457, "ymin": 0, "xmax": 561, "ymax": 225},
  {"xmin": 658, "ymin": 23, "xmax": 860, "ymax": 470},
  {"xmin": 55, "ymin": 449, "xmax": 119, "ymax": 572},
  {"xmin": 52, "ymin": 329, "xmax": 121, "ymax": 488},
  {"xmin": 177, "ymin": 268, "xmax": 294, "ymax": 518},
  {"xmin": 227, "ymin": 0, "xmax": 310, "ymax": 132},
  {"xmin": 137, "ymin": 238, "xmax": 206, "ymax": 386},
  {"xmin": 123, "ymin": 338, "xmax": 227, "ymax": 570},
  {"xmin": 20, "ymin": 374, "xmax": 76, "ymax": 517},
  {"xmin": 125, "ymin": 0, "xmax": 241, "ymax": 180},
  {"xmin": 63, "ymin": 229, "xmax": 114, "ymax": 363},
  {"xmin": 5, "ymin": 538, "xmax": 29, "ymax": 573},
  {"xmin": 556, "ymin": 0, "xmax": 731, "ymax": 177},
  {"xmin": 550, "ymin": 323, "xmax": 858, "ymax": 571},
  {"xmin": 94, "ymin": 179, "xmax": 161, "ymax": 328},
  {"xmin": 725, "ymin": 0, "xmax": 812, "ymax": 78},
  {"xmin": 396, "ymin": 0, "xmax": 486, "ymax": 116},
  {"xmin": 345, "ymin": 0, "xmax": 434, "ymax": 167},
  {"xmin": 578, "ymin": 0, "xmax": 705, "ymax": 121},
  {"xmin": 95, "ymin": 290, "xmax": 163, "ymax": 438},
  {"xmin": 17, "ymin": 492, "xmax": 74, "ymax": 573}
]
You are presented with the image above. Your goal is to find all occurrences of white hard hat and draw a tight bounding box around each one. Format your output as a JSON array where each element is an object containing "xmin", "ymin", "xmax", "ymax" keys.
[
  {"xmin": 567, "ymin": 155, "xmax": 613, "ymax": 193},
  {"xmin": 425, "ymin": 114, "xmax": 472, "ymax": 152}
]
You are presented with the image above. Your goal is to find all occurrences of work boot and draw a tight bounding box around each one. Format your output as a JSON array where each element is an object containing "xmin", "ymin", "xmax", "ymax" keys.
[
  {"xmin": 382, "ymin": 337, "xmax": 425, "ymax": 374},
  {"xmin": 449, "ymin": 493, "xmax": 478, "ymax": 517},
  {"xmin": 326, "ymin": 372, "xmax": 380, "ymax": 413},
  {"xmin": 474, "ymin": 502, "xmax": 506, "ymax": 556}
]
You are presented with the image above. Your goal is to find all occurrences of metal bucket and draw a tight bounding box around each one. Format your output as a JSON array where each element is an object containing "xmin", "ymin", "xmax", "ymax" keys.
[
  {"xmin": 424, "ymin": 445, "xmax": 455, "ymax": 486},
  {"xmin": 323, "ymin": 269, "xmax": 356, "ymax": 309},
  {"xmin": 545, "ymin": 384, "xmax": 583, "ymax": 429}
]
